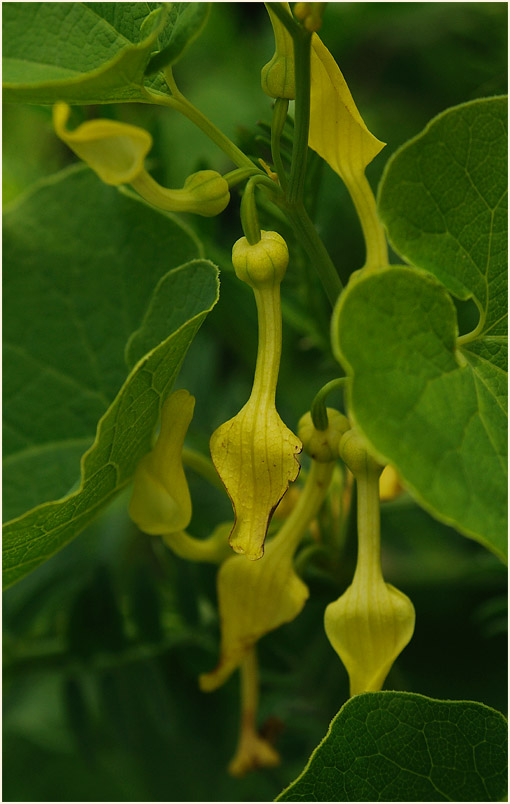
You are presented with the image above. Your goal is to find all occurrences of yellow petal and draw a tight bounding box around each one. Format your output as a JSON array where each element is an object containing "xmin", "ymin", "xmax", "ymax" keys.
[
  {"xmin": 53, "ymin": 101, "xmax": 152, "ymax": 185},
  {"xmin": 129, "ymin": 390, "xmax": 194, "ymax": 535},
  {"xmin": 199, "ymin": 535, "xmax": 309, "ymax": 691},
  {"xmin": 309, "ymin": 35, "xmax": 385, "ymax": 181},
  {"xmin": 210, "ymin": 401, "xmax": 301, "ymax": 560},
  {"xmin": 324, "ymin": 579, "xmax": 415, "ymax": 696}
]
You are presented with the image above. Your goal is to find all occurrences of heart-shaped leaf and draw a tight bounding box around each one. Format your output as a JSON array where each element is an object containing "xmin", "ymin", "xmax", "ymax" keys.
[
  {"xmin": 333, "ymin": 266, "xmax": 506, "ymax": 561},
  {"xmin": 2, "ymin": 3, "xmax": 209, "ymax": 105},
  {"xmin": 277, "ymin": 692, "xmax": 508, "ymax": 802},
  {"xmin": 378, "ymin": 97, "xmax": 507, "ymax": 337},
  {"xmin": 333, "ymin": 98, "xmax": 507, "ymax": 561}
]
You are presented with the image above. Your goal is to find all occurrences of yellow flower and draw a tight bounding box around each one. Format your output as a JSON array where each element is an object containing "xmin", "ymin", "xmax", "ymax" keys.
[
  {"xmin": 53, "ymin": 102, "xmax": 230, "ymax": 216},
  {"xmin": 53, "ymin": 102, "xmax": 152, "ymax": 186},
  {"xmin": 129, "ymin": 390, "xmax": 194, "ymax": 536},
  {"xmin": 324, "ymin": 429, "xmax": 415, "ymax": 696},
  {"xmin": 210, "ymin": 232, "xmax": 302, "ymax": 561},
  {"xmin": 200, "ymin": 456, "xmax": 336, "ymax": 692},
  {"xmin": 308, "ymin": 37, "xmax": 385, "ymax": 184}
]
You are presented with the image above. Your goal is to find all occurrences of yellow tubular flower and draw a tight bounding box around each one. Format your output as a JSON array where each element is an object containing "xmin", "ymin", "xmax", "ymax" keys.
[
  {"xmin": 324, "ymin": 429, "xmax": 415, "ymax": 696},
  {"xmin": 199, "ymin": 456, "xmax": 335, "ymax": 692},
  {"xmin": 261, "ymin": 2, "xmax": 295, "ymax": 99},
  {"xmin": 210, "ymin": 231, "xmax": 302, "ymax": 561},
  {"xmin": 53, "ymin": 102, "xmax": 230, "ymax": 216},
  {"xmin": 53, "ymin": 102, "xmax": 152, "ymax": 185},
  {"xmin": 308, "ymin": 34, "xmax": 388, "ymax": 270},
  {"xmin": 129, "ymin": 390, "xmax": 194, "ymax": 536}
]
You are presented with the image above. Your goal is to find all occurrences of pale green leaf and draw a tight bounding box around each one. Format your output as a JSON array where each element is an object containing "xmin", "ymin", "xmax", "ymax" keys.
[
  {"xmin": 378, "ymin": 97, "xmax": 507, "ymax": 336},
  {"xmin": 2, "ymin": 2, "xmax": 198, "ymax": 105},
  {"xmin": 3, "ymin": 167, "xmax": 219, "ymax": 587},
  {"xmin": 333, "ymin": 98, "xmax": 507, "ymax": 560},
  {"xmin": 333, "ymin": 267, "xmax": 507, "ymax": 561},
  {"xmin": 277, "ymin": 692, "xmax": 508, "ymax": 802},
  {"xmin": 145, "ymin": 2, "xmax": 210, "ymax": 75}
]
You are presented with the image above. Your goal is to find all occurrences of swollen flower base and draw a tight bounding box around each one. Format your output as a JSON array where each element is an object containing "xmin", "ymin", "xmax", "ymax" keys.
[{"xmin": 324, "ymin": 428, "xmax": 416, "ymax": 695}]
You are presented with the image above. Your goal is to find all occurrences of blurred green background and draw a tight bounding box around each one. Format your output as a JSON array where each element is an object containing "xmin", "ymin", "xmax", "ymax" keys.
[{"xmin": 3, "ymin": 3, "xmax": 507, "ymax": 801}]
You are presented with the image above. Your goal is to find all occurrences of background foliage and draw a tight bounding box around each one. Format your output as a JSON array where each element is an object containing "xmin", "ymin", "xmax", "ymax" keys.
[{"xmin": 3, "ymin": 3, "xmax": 507, "ymax": 801}]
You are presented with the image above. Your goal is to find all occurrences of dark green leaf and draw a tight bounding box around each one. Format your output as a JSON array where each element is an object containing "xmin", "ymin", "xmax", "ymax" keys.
[
  {"xmin": 3, "ymin": 167, "xmax": 219, "ymax": 587},
  {"xmin": 277, "ymin": 691, "xmax": 508, "ymax": 802},
  {"xmin": 146, "ymin": 3, "xmax": 210, "ymax": 75},
  {"xmin": 378, "ymin": 97, "xmax": 507, "ymax": 337}
]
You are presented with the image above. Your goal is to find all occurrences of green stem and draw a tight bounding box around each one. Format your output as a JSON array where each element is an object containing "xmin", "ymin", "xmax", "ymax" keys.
[
  {"xmin": 271, "ymin": 459, "xmax": 336, "ymax": 556},
  {"xmin": 182, "ymin": 447, "xmax": 224, "ymax": 491},
  {"xmin": 344, "ymin": 170, "xmax": 388, "ymax": 271},
  {"xmin": 311, "ymin": 377, "xmax": 348, "ymax": 430},
  {"xmin": 271, "ymin": 98, "xmax": 289, "ymax": 191},
  {"xmin": 224, "ymin": 167, "xmax": 261, "ymax": 188},
  {"xmin": 353, "ymin": 461, "xmax": 383, "ymax": 587},
  {"xmin": 285, "ymin": 201, "xmax": 343, "ymax": 306},
  {"xmin": 287, "ymin": 28, "xmax": 312, "ymax": 204},
  {"xmin": 241, "ymin": 175, "xmax": 283, "ymax": 244},
  {"xmin": 146, "ymin": 69, "xmax": 257, "ymax": 171}
]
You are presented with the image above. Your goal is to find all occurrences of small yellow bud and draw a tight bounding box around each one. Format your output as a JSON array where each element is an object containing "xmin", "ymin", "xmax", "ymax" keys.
[
  {"xmin": 53, "ymin": 102, "xmax": 152, "ymax": 185},
  {"xmin": 261, "ymin": 3, "xmax": 295, "ymax": 99},
  {"xmin": 232, "ymin": 230, "xmax": 289, "ymax": 288},
  {"xmin": 339, "ymin": 427, "xmax": 381, "ymax": 476},
  {"xmin": 298, "ymin": 408, "xmax": 350, "ymax": 462},
  {"xmin": 294, "ymin": 3, "xmax": 327, "ymax": 32},
  {"xmin": 178, "ymin": 170, "xmax": 231, "ymax": 217},
  {"xmin": 129, "ymin": 390, "xmax": 194, "ymax": 535}
]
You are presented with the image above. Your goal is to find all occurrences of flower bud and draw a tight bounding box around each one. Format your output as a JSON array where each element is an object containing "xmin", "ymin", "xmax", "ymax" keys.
[
  {"xmin": 129, "ymin": 390, "xmax": 194, "ymax": 535},
  {"xmin": 232, "ymin": 230, "xmax": 289, "ymax": 288},
  {"xmin": 53, "ymin": 102, "xmax": 151, "ymax": 185},
  {"xmin": 324, "ymin": 579, "xmax": 415, "ymax": 696},
  {"xmin": 339, "ymin": 427, "xmax": 382, "ymax": 477},
  {"xmin": 298, "ymin": 408, "xmax": 350, "ymax": 462},
  {"xmin": 261, "ymin": 3, "xmax": 295, "ymax": 99},
  {"xmin": 179, "ymin": 170, "xmax": 230, "ymax": 217}
]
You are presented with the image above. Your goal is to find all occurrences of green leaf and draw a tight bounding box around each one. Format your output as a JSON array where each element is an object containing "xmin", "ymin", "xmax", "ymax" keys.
[
  {"xmin": 333, "ymin": 267, "xmax": 507, "ymax": 561},
  {"xmin": 145, "ymin": 3, "xmax": 210, "ymax": 75},
  {"xmin": 276, "ymin": 691, "xmax": 508, "ymax": 802},
  {"xmin": 2, "ymin": 2, "xmax": 166, "ymax": 104},
  {"xmin": 378, "ymin": 97, "xmax": 507, "ymax": 337},
  {"xmin": 3, "ymin": 167, "xmax": 219, "ymax": 588},
  {"xmin": 333, "ymin": 98, "xmax": 507, "ymax": 561}
]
